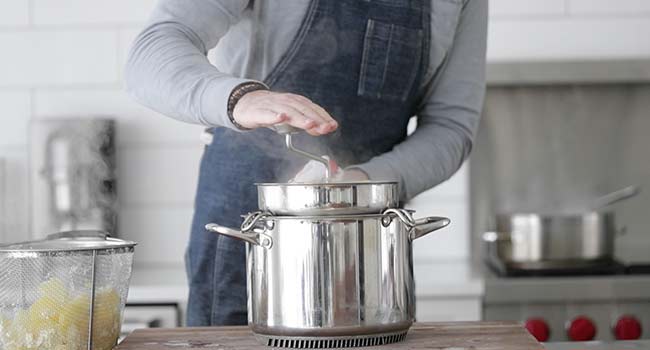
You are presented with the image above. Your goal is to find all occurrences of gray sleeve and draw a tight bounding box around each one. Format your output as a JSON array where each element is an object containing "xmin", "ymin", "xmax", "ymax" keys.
[
  {"xmin": 353, "ymin": 0, "xmax": 488, "ymax": 201},
  {"xmin": 124, "ymin": 0, "xmax": 255, "ymax": 129}
]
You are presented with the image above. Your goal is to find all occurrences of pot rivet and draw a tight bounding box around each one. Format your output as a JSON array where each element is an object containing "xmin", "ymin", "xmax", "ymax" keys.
[{"xmin": 260, "ymin": 236, "xmax": 272, "ymax": 249}]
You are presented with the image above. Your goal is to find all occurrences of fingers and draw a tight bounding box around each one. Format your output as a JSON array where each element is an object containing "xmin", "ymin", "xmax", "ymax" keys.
[
  {"xmin": 271, "ymin": 95, "xmax": 333, "ymax": 134},
  {"xmin": 267, "ymin": 103, "xmax": 319, "ymax": 131},
  {"xmin": 267, "ymin": 95, "xmax": 337, "ymax": 135},
  {"xmin": 281, "ymin": 100, "xmax": 329, "ymax": 133},
  {"xmin": 284, "ymin": 94, "xmax": 338, "ymax": 132},
  {"xmin": 254, "ymin": 109, "xmax": 318, "ymax": 136}
]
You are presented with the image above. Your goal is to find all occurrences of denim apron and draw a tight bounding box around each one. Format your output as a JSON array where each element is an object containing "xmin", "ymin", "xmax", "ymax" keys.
[{"xmin": 187, "ymin": 0, "xmax": 431, "ymax": 326}]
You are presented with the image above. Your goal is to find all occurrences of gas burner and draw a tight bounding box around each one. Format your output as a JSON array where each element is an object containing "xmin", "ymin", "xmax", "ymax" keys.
[
  {"xmin": 626, "ymin": 264, "xmax": 650, "ymax": 275},
  {"xmin": 486, "ymin": 257, "xmax": 627, "ymax": 277}
]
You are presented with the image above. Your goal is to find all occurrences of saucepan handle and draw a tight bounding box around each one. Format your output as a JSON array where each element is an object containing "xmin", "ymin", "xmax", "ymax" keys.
[{"xmin": 205, "ymin": 224, "xmax": 273, "ymax": 249}]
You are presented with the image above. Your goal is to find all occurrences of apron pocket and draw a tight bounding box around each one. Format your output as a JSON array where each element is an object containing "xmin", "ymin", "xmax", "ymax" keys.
[{"xmin": 357, "ymin": 19, "xmax": 423, "ymax": 101}]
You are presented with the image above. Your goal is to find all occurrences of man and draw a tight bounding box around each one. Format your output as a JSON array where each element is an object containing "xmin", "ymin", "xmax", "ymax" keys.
[{"xmin": 125, "ymin": 0, "xmax": 487, "ymax": 326}]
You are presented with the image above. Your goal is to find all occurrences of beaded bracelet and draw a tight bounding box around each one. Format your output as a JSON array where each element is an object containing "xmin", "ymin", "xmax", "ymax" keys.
[{"xmin": 227, "ymin": 81, "xmax": 269, "ymax": 130}]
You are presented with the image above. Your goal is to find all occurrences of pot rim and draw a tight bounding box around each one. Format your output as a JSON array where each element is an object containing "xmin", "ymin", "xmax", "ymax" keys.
[
  {"xmin": 256, "ymin": 213, "xmax": 398, "ymax": 220},
  {"xmin": 255, "ymin": 181, "xmax": 397, "ymax": 187},
  {"xmin": 248, "ymin": 209, "xmax": 416, "ymax": 221}
]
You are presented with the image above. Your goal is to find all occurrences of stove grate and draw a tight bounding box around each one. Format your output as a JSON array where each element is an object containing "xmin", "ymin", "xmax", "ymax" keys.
[
  {"xmin": 485, "ymin": 257, "xmax": 627, "ymax": 277},
  {"xmin": 258, "ymin": 331, "xmax": 408, "ymax": 348}
]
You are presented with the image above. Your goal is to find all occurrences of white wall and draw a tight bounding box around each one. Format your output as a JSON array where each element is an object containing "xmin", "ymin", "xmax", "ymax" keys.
[
  {"xmin": 1, "ymin": 0, "xmax": 649, "ymax": 268},
  {"xmin": 488, "ymin": 0, "xmax": 650, "ymax": 61},
  {"xmin": 0, "ymin": 0, "xmax": 204, "ymax": 268}
]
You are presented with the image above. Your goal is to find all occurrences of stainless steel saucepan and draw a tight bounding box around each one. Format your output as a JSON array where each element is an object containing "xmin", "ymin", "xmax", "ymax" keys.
[
  {"xmin": 483, "ymin": 211, "xmax": 619, "ymax": 268},
  {"xmin": 206, "ymin": 209, "xmax": 450, "ymax": 347},
  {"xmin": 483, "ymin": 186, "xmax": 641, "ymax": 268}
]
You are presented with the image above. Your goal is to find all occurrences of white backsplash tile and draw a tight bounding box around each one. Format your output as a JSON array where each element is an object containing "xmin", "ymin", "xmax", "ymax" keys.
[
  {"xmin": 0, "ymin": 0, "xmax": 29, "ymax": 27},
  {"xmin": 34, "ymin": 88, "xmax": 204, "ymax": 145},
  {"xmin": 568, "ymin": 0, "xmax": 650, "ymax": 15},
  {"xmin": 33, "ymin": 0, "xmax": 155, "ymax": 25},
  {"xmin": 408, "ymin": 198, "xmax": 469, "ymax": 261},
  {"xmin": 488, "ymin": 17, "xmax": 650, "ymax": 61},
  {"xmin": 0, "ymin": 148, "xmax": 29, "ymax": 243},
  {"xmin": 490, "ymin": 0, "xmax": 566, "ymax": 17},
  {"xmin": 0, "ymin": 31, "xmax": 118, "ymax": 87},
  {"xmin": 118, "ymin": 145, "xmax": 202, "ymax": 206},
  {"xmin": 119, "ymin": 206, "xmax": 193, "ymax": 265},
  {"xmin": 118, "ymin": 28, "xmax": 143, "ymax": 79},
  {"xmin": 0, "ymin": 91, "xmax": 30, "ymax": 147}
]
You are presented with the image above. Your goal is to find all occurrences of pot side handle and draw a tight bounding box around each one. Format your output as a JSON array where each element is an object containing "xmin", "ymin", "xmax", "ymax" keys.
[
  {"xmin": 205, "ymin": 223, "xmax": 273, "ymax": 249},
  {"xmin": 410, "ymin": 216, "xmax": 451, "ymax": 240}
]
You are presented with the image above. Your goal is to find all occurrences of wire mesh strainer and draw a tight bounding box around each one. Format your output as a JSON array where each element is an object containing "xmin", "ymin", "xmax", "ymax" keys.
[{"xmin": 0, "ymin": 230, "xmax": 136, "ymax": 350}]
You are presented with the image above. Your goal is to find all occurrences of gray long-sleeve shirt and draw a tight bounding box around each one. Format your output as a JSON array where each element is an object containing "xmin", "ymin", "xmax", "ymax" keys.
[{"xmin": 125, "ymin": 0, "xmax": 487, "ymax": 200}]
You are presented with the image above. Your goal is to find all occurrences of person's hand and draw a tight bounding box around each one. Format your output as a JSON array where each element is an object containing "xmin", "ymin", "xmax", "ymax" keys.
[
  {"xmin": 233, "ymin": 90, "xmax": 338, "ymax": 136},
  {"xmin": 337, "ymin": 169, "xmax": 369, "ymax": 182}
]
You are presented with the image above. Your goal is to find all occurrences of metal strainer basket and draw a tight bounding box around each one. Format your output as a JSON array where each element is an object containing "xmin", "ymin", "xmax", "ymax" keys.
[{"xmin": 0, "ymin": 230, "xmax": 136, "ymax": 350}]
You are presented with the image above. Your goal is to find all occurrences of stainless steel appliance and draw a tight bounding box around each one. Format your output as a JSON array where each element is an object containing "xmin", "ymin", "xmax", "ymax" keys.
[
  {"xmin": 206, "ymin": 186, "xmax": 450, "ymax": 348},
  {"xmin": 544, "ymin": 340, "xmax": 650, "ymax": 350},
  {"xmin": 473, "ymin": 61, "xmax": 650, "ymax": 345},
  {"xmin": 483, "ymin": 270, "xmax": 650, "ymax": 343},
  {"xmin": 30, "ymin": 118, "xmax": 117, "ymax": 238}
]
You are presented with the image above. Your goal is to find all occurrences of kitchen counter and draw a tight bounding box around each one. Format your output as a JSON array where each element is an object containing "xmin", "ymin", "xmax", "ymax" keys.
[{"xmin": 116, "ymin": 321, "xmax": 541, "ymax": 350}]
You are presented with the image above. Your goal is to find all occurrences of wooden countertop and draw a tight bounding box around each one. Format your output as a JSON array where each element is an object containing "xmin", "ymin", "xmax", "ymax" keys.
[{"xmin": 116, "ymin": 321, "xmax": 543, "ymax": 350}]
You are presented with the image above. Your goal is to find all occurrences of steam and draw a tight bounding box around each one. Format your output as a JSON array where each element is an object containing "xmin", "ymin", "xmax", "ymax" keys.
[
  {"xmin": 223, "ymin": 122, "xmax": 401, "ymax": 184},
  {"xmin": 40, "ymin": 118, "xmax": 117, "ymax": 234},
  {"xmin": 289, "ymin": 156, "xmax": 348, "ymax": 183}
]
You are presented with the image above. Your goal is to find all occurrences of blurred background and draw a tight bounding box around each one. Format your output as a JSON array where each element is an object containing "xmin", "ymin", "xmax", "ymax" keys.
[{"xmin": 0, "ymin": 0, "xmax": 649, "ymax": 341}]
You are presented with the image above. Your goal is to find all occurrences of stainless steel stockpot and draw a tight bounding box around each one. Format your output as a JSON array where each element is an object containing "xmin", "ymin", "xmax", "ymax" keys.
[
  {"xmin": 483, "ymin": 211, "xmax": 619, "ymax": 268},
  {"xmin": 206, "ymin": 209, "xmax": 450, "ymax": 347},
  {"xmin": 256, "ymin": 181, "xmax": 398, "ymax": 216}
]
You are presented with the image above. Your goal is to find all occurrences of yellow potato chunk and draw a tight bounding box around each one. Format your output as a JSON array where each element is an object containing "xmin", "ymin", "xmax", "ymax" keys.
[{"xmin": 0, "ymin": 278, "xmax": 122, "ymax": 350}]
